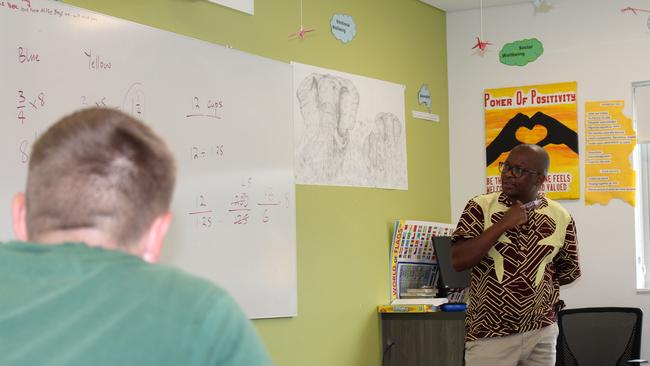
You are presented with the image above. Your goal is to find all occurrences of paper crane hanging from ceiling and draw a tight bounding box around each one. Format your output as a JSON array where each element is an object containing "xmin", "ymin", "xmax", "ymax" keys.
[
  {"xmin": 621, "ymin": 6, "xmax": 650, "ymax": 15},
  {"xmin": 531, "ymin": 0, "xmax": 553, "ymax": 14},
  {"xmin": 472, "ymin": 0, "xmax": 491, "ymax": 53},
  {"xmin": 472, "ymin": 37, "xmax": 492, "ymax": 51},
  {"xmin": 289, "ymin": 0, "xmax": 315, "ymax": 40}
]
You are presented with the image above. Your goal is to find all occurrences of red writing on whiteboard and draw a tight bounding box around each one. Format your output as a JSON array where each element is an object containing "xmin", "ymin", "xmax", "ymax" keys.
[
  {"xmin": 17, "ymin": 90, "xmax": 45, "ymax": 124},
  {"xmin": 1, "ymin": 2, "xmax": 100, "ymax": 18},
  {"xmin": 81, "ymin": 95, "xmax": 110, "ymax": 108},
  {"xmin": 233, "ymin": 213, "xmax": 250, "ymax": 225},
  {"xmin": 186, "ymin": 96, "xmax": 223, "ymax": 119},
  {"xmin": 83, "ymin": 49, "xmax": 111, "ymax": 71},
  {"xmin": 259, "ymin": 187, "xmax": 280, "ymax": 206},
  {"xmin": 229, "ymin": 191, "xmax": 251, "ymax": 225},
  {"xmin": 19, "ymin": 131, "xmax": 39, "ymax": 164},
  {"xmin": 19, "ymin": 140, "xmax": 29, "ymax": 163},
  {"xmin": 190, "ymin": 144, "xmax": 224, "ymax": 160},
  {"xmin": 122, "ymin": 82, "xmax": 145, "ymax": 118},
  {"xmin": 17, "ymin": 91, "xmax": 26, "ymax": 123},
  {"xmin": 229, "ymin": 193, "xmax": 250, "ymax": 209},
  {"xmin": 188, "ymin": 194, "xmax": 214, "ymax": 229},
  {"xmin": 257, "ymin": 187, "xmax": 282, "ymax": 224},
  {"xmin": 241, "ymin": 177, "xmax": 253, "ymax": 188},
  {"xmin": 18, "ymin": 46, "xmax": 39, "ymax": 63}
]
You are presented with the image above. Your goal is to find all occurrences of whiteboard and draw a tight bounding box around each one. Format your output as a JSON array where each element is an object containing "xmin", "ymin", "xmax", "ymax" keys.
[{"xmin": 0, "ymin": 0, "xmax": 296, "ymax": 319}]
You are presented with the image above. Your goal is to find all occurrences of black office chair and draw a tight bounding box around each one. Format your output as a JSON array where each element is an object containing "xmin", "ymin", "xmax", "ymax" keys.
[{"xmin": 556, "ymin": 307, "xmax": 647, "ymax": 366}]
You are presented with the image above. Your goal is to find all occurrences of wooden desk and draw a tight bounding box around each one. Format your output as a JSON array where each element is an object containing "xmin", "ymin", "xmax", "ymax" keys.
[{"xmin": 381, "ymin": 311, "xmax": 465, "ymax": 366}]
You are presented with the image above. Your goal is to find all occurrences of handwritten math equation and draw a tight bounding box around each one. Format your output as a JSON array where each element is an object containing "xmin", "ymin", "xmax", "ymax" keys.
[
  {"xmin": 13, "ymin": 81, "xmax": 144, "ymax": 165},
  {"xmin": 190, "ymin": 144, "xmax": 224, "ymax": 161},
  {"xmin": 186, "ymin": 96, "xmax": 224, "ymax": 120},
  {"xmin": 16, "ymin": 88, "xmax": 45, "ymax": 163},
  {"xmin": 16, "ymin": 89, "xmax": 45, "ymax": 124},
  {"xmin": 188, "ymin": 177, "xmax": 290, "ymax": 229}
]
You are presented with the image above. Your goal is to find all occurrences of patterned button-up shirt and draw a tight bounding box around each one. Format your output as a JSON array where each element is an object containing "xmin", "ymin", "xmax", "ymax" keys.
[{"xmin": 452, "ymin": 192, "xmax": 580, "ymax": 342}]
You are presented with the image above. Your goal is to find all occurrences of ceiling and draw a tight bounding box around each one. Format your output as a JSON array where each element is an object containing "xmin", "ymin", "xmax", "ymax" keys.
[{"xmin": 420, "ymin": 0, "xmax": 540, "ymax": 12}]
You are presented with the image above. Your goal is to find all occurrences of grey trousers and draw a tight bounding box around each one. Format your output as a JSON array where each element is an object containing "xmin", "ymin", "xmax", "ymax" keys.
[{"xmin": 464, "ymin": 323, "xmax": 559, "ymax": 366}]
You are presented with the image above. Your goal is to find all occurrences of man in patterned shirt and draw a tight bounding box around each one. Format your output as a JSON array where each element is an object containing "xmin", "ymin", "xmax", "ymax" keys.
[{"xmin": 451, "ymin": 144, "xmax": 580, "ymax": 366}]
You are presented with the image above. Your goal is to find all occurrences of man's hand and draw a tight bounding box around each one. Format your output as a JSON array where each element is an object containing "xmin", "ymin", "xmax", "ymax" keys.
[
  {"xmin": 498, "ymin": 201, "xmax": 528, "ymax": 230},
  {"xmin": 452, "ymin": 202, "xmax": 527, "ymax": 272}
]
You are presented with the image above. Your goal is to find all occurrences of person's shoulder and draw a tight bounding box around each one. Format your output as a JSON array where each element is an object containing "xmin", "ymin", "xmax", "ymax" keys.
[
  {"xmin": 543, "ymin": 197, "xmax": 572, "ymax": 215},
  {"xmin": 472, "ymin": 191, "xmax": 500, "ymax": 200},
  {"xmin": 127, "ymin": 263, "xmax": 273, "ymax": 365},
  {"xmin": 164, "ymin": 266, "xmax": 274, "ymax": 365},
  {"xmin": 87, "ymin": 250, "xmax": 236, "ymax": 316},
  {"xmin": 139, "ymin": 262, "xmax": 228, "ymax": 299},
  {"xmin": 135, "ymin": 264, "xmax": 245, "ymax": 332},
  {"xmin": 469, "ymin": 191, "xmax": 500, "ymax": 205},
  {"xmin": 541, "ymin": 197, "xmax": 574, "ymax": 226}
]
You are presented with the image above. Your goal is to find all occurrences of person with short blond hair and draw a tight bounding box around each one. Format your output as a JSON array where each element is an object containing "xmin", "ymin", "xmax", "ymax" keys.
[{"xmin": 0, "ymin": 108, "xmax": 272, "ymax": 366}]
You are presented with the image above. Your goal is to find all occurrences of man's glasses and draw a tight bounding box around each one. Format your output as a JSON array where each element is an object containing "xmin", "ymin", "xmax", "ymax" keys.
[{"xmin": 498, "ymin": 162, "xmax": 540, "ymax": 178}]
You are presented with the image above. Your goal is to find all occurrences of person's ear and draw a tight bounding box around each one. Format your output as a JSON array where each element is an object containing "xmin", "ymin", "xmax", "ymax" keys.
[
  {"xmin": 537, "ymin": 172, "xmax": 547, "ymax": 185},
  {"xmin": 139, "ymin": 212, "xmax": 172, "ymax": 263},
  {"xmin": 12, "ymin": 193, "xmax": 28, "ymax": 241}
]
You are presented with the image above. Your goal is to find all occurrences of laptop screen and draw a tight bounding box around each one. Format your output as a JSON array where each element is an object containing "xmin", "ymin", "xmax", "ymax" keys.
[{"xmin": 433, "ymin": 236, "xmax": 471, "ymax": 290}]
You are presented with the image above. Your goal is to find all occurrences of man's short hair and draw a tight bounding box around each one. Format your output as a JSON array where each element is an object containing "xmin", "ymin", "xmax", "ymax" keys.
[
  {"xmin": 512, "ymin": 143, "xmax": 550, "ymax": 175},
  {"xmin": 25, "ymin": 108, "xmax": 176, "ymax": 246}
]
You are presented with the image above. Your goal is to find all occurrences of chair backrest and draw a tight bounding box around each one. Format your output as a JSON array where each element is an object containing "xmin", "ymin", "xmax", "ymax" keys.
[{"xmin": 556, "ymin": 307, "xmax": 643, "ymax": 366}]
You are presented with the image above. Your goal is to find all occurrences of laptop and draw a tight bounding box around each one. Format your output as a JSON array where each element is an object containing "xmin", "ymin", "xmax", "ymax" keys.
[{"xmin": 433, "ymin": 236, "xmax": 471, "ymax": 297}]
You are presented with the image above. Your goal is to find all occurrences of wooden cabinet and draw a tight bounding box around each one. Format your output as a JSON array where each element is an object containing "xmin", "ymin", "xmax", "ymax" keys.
[{"xmin": 381, "ymin": 312, "xmax": 465, "ymax": 366}]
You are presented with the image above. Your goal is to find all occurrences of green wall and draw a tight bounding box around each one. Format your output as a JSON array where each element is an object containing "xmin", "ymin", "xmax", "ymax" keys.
[{"xmin": 65, "ymin": 0, "xmax": 450, "ymax": 364}]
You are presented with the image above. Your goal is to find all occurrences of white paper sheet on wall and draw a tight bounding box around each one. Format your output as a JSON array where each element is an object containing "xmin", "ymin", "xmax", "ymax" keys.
[
  {"xmin": 208, "ymin": 0, "xmax": 254, "ymax": 15},
  {"xmin": 292, "ymin": 62, "xmax": 408, "ymax": 190}
]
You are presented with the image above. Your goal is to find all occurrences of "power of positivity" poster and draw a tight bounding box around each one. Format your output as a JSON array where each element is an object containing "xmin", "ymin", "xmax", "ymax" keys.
[{"xmin": 485, "ymin": 81, "xmax": 580, "ymax": 200}]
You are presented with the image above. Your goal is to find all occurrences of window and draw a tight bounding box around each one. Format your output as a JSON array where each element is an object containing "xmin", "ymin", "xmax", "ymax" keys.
[
  {"xmin": 635, "ymin": 143, "xmax": 650, "ymax": 289},
  {"xmin": 633, "ymin": 81, "xmax": 650, "ymax": 290}
]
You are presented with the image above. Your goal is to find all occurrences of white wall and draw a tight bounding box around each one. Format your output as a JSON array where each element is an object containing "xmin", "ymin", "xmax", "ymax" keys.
[{"xmin": 447, "ymin": 0, "xmax": 650, "ymax": 357}]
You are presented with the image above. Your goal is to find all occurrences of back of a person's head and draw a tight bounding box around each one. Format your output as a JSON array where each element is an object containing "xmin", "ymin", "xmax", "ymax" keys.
[{"xmin": 25, "ymin": 108, "xmax": 176, "ymax": 247}]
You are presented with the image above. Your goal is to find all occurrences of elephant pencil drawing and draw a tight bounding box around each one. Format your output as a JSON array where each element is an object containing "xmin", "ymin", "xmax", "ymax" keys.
[{"xmin": 296, "ymin": 73, "xmax": 359, "ymax": 183}]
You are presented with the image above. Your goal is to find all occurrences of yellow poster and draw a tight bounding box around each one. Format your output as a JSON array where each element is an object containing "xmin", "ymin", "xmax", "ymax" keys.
[
  {"xmin": 585, "ymin": 101, "xmax": 636, "ymax": 206},
  {"xmin": 485, "ymin": 81, "xmax": 579, "ymax": 200}
]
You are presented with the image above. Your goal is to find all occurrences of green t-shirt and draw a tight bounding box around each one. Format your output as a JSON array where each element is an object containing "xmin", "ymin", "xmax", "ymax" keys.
[{"xmin": 0, "ymin": 241, "xmax": 272, "ymax": 366}]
